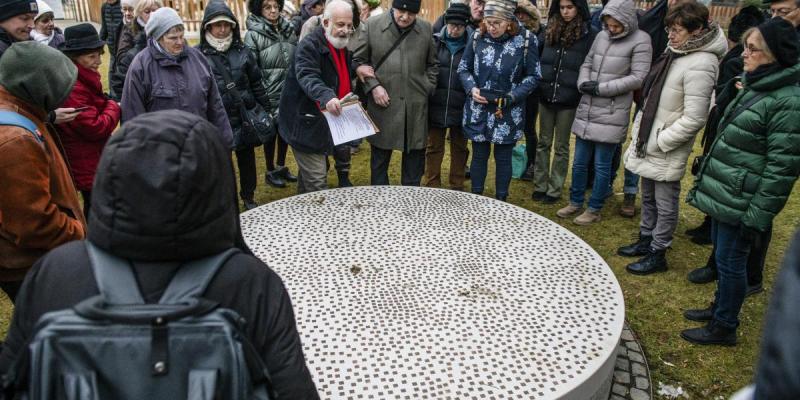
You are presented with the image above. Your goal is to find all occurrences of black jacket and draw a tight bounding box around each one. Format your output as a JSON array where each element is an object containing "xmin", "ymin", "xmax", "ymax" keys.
[
  {"xmin": 638, "ymin": 0, "xmax": 667, "ymax": 63},
  {"xmin": 754, "ymin": 228, "xmax": 800, "ymax": 399},
  {"xmin": 700, "ymin": 44, "xmax": 744, "ymax": 153},
  {"xmin": 429, "ymin": 27, "xmax": 468, "ymax": 128},
  {"xmin": 537, "ymin": 0, "xmax": 597, "ymax": 108},
  {"xmin": 109, "ymin": 30, "xmax": 145, "ymax": 101},
  {"xmin": 0, "ymin": 28, "xmax": 16, "ymax": 59},
  {"xmin": 199, "ymin": 1, "xmax": 271, "ymax": 149},
  {"xmin": 278, "ymin": 26, "xmax": 354, "ymax": 154},
  {"xmin": 99, "ymin": 0, "xmax": 123, "ymax": 54},
  {"xmin": 0, "ymin": 111, "xmax": 319, "ymax": 400}
]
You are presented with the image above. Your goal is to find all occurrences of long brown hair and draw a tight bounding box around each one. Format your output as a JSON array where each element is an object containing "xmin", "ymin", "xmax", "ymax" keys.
[{"xmin": 544, "ymin": 1, "xmax": 584, "ymax": 48}]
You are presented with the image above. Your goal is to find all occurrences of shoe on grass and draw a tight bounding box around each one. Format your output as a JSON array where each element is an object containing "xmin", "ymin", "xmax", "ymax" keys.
[
  {"xmin": 556, "ymin": 204, "xmax": 582, "ymax": 218},
  {"xmin": 684, "ymin": 302, "xmax": 714, "ymax": 322},
  {"xmin": 619, "ymin": 193, "xmax": 636, "ymax": 218},
  {"xmin": 687, "ymin": 265, "xmax": 717, "ymax": 284},
  {"xmin": 574, "ymin": 210, "xmax": 601, "ymax": 225},
  {"xmin": 680, "ymin": 321, "xmax": 736, "ymax": 346}
]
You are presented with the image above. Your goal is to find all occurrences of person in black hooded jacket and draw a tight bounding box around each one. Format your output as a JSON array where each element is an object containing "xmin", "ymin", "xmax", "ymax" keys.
[
  {"xmin": 0, "ymin": 110, "xmax": 320, "ymax": 400},
  {"xmin": 531, "ymin": 0, "xmax": 597, "ymax": 204},
  {"xmin": 199, "ymin": 1, "xmax": 272, "ymax": 211}
]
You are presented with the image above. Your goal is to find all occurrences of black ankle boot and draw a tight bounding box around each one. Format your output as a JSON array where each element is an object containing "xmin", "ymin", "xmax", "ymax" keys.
[
  {"xmin": 687, "ymin": 265, "xmax": 717, "ymax": 284},
  {"xmin": 242, "ymin": 199, "xmax": 258, "ymax": 211},
  {"xmin": 266, "ymin": 170, "xmax": 287, "ymax": 188},
  {"xmin": 617, "ymin": 234, "xmax": 653, "ymax": 257},
  {"xmin": 626, "ymin": 249, "xmax": 667, "ymax": 275},
  {"xmin": 681, "ymin": 321, "xmax": 736, "ymax": 346},
  {"xmin": 276, "ymin": 166, "xmax": 297, "ymax": 182},
  {"xmin": 337, "ymin": 171, "xmax": 352, "ymax": 187},
  {"xmin": 685, "ymin": 216, "xmax": 711, "ymax": 237},
  {"xmin": 684, "ymin": 302, "xmax": 715, "ymax": 322}
]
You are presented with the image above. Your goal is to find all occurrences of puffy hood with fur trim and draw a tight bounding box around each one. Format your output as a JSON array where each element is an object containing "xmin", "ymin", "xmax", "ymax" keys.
[{"xmin": 87, "ymin": 110, "xmax": 248, "ymax": 261}]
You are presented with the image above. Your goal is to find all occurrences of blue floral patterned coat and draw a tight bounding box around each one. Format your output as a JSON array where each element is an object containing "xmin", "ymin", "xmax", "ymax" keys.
[{"xmin": 458, "ymin": 29, "xmax": 541, "ymax": 144}]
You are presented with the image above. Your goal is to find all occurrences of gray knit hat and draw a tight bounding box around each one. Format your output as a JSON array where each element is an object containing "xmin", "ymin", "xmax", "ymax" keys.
[
  {"xmin": 483, "ymin": 0, "xmax": 516, "ymax": 20},
  {"xmin": 145, "ymin": 7, "xmax": 183, "ymax": 39}
]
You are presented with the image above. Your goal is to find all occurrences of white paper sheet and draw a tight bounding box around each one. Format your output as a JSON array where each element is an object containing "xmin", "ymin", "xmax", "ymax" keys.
[{"xmin": 323, "ymin": 102, "xmax": 378, "ymax": 146}]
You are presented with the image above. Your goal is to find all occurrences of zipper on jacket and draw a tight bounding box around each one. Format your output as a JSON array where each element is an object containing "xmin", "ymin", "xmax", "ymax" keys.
[
  {"xmin": 444, "ymin": 52, "xmax": 455, "ymax": 124},
  {"xmin": 587, "ymin": 45, "xmax": 612, "ymax": 126},
  {"xmin": 552, "ymin": 48, "xmax": 565, "ymax": 103}
]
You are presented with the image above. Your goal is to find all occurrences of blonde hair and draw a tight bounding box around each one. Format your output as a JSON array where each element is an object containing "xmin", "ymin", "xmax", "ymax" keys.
[
  {"xmin": 742, "ymin": 28, "xmax": 777, "ymax": 64},
  {"xmin": 132, "ymin": 0, "xmax": 164, "ymax": 32}
]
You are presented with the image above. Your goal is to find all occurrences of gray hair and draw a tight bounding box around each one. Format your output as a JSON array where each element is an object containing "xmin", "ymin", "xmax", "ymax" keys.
[{"xmin": 323, "ymin": 0, "xmax": 352, "ymax": 20}]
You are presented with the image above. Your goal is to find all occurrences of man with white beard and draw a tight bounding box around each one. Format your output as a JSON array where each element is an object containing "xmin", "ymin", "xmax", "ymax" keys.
[{"xmin": 277, "ymin": 0, "xmax": 356, "ymax": 193}]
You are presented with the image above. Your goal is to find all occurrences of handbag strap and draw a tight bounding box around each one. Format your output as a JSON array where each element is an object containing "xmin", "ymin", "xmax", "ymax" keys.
[
  {"xmin": 716, "ymin": 91, "xmax": 768, "ymax": 134},
  {"xmin": 374, "ymin": 26, "xmax": 413, "ymax": 71},
  {"xmin": 209, "ymin": 54, "xmax": 244, "ymax": 108}
]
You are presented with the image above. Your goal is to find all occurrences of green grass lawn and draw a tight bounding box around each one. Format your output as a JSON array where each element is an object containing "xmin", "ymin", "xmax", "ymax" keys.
[{"xmin": 2, "ymin": 46, "xmax": 797, "ymax": 399}]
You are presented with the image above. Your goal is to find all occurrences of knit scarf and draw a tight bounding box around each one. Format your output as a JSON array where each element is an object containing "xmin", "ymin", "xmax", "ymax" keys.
[
  {"xmin": 444, "ymin": 29, "xmax": 466, "ymax": 55},
  {"xmin": 326, "ymin": 40, "xmax": 351, "ymax": 99},
  {"xmin": 205, "ymin": 32, "xmax": 233, "ymax": 52},
  {"xmin": 31, "ymin": 29, "xmax": 54, "ymax": 45},
  {"xmin": 635, "ymin": 50, "xmax": 681, "ymax": 157},
  {"xmin": 744, "ymin": 62, "xmax": 782, "ymax": 86}
]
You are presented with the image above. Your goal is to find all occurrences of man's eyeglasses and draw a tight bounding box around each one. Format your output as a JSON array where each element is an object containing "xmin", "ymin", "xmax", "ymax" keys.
[{"xmin": 771, "ymin": 6, "xmax": 797, "ymax": 16}]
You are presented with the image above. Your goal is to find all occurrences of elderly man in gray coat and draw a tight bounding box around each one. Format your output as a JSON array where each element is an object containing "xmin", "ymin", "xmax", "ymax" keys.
[{"xmin": 353, "ymin": 0, "xmax": 438, "ymax": 186}]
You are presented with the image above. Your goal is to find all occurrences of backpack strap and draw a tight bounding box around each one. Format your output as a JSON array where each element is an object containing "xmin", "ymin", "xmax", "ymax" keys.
[
  {"xmin": 158, "ymin": 249, "xmax": 241, "ymax": 304},
  {"xmin": 86, "ymin": 242, "xmax": 146, "ymax": 305},
  {"xmin": 0, "ymin": 110, "xmax": 42, "ymax": 143}
]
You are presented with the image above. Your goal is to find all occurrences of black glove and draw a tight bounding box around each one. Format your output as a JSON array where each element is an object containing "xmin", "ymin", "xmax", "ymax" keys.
[
  {"xmin": 580, "ymin": 81, "xmax": 600, "ymax": 95},
  {"xmin": 739, "ymin": 224, "xmax": 760, "ymax": 242}
]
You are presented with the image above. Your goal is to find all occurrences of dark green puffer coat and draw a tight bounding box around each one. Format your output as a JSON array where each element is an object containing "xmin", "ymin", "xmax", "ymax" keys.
[
  {"xmin": 687, "ymin": 63, "xmax": 800, "ymax": 232},
  {"xmin": 243, "ymin": 14, "xmax": 297, "ymax": 117}
]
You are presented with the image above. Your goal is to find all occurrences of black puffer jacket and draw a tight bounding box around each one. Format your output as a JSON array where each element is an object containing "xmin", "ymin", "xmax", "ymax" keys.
[
  {"xmin": 109, "ymin": 30, "xmax": 145, "ymax": 101},
  {"xmin": 99, "ymin": 0, "xmax": 123, "ymax": 55},
  {"xmin": 199, "ymin": 1, "xmax": 271, "ymax": 150},
  {"xmin": 429, "ymin": 27, "xmax": 469, "ymax": 129},
  {"xmin": 0, "ymin": 111, "xmax": 320, "ymax": 400},
  {"xmin": 537, "ymin": 0, "xmax": 597, "ymax": 108}
]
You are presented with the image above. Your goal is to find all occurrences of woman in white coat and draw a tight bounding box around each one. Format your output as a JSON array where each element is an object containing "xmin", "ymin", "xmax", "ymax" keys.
[{"xmin": 617, "ymin": 0, "xmax": 727, "ymax": 275}]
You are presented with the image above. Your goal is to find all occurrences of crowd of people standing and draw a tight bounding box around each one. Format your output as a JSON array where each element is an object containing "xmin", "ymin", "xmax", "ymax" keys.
[{"xmin": 0, "ymin": 0, "xmax": 800, "ymax": 395}]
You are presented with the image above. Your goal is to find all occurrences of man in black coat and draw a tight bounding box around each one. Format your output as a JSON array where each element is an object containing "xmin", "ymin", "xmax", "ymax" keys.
[
  {"xmin": 279, "ymin": 0, "xmax": 356, "ymax": 194},
  {"xmin": 0, "ymin": 110, "xmax": 320, "ymax": 400},
  {"xmin": 99, "ymin": 0, "xmax": 123, "ymax": 83}
]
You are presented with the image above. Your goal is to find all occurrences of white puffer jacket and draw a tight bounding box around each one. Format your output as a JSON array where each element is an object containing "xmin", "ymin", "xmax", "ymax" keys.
[{"xmin": 624, "ymin": 24, "xmax": 727, "ymax": 182}]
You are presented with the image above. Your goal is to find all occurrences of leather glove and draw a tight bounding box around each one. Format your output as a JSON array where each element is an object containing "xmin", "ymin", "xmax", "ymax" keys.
[{"xmin": 580, "ymin": 81, "xmax": 600, "ymax": 95}]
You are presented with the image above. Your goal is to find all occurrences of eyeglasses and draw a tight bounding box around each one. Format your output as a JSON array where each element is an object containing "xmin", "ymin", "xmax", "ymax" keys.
[
  {"xmin": 771, "ymin": 6, "xmax": 797, "ymax": 16},
  {"xmin": 484, "ymin": 18, "xmax": 508, "ymax": 29},
  {"xmin": 742, "ymin": 45, "xmax": 764, "ymax": 56},
  {"xmin": 262, "ymin": 4, "xmax": 280, "ymax": 11},
  {"xmin": 664, "ymin": 26, "xmax": 686, "ymax": 35}
]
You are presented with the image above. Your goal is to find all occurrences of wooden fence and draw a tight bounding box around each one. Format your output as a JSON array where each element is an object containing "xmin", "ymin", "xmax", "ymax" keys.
[{"xmin": 72, "ymin": 0, "xmax": 741, "ymax": 35}]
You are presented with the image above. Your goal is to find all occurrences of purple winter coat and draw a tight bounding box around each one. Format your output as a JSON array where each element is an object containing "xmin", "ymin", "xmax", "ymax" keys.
[{"xmin": 121, "ymin": 40, "xmax": 233, "ymax": 148}]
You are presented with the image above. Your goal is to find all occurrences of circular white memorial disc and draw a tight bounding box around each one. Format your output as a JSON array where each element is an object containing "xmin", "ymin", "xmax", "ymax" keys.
[{"xmin": 241, "ymin": 187, "xmax": 625, "ymax": 399}]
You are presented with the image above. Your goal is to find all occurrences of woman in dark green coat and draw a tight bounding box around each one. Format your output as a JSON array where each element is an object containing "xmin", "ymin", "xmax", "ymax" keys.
[
  {"xmin": 244, "ymin": 0, "xmax": 298, "ymax": 188},
  {"xmin": 682, "ymin": 18, "xmax": 800, "ymax": 346}
]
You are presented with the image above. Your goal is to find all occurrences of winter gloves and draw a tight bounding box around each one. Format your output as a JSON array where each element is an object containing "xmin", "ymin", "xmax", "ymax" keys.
[{"xmin": 579, "ymin": 81, "xmax": 600, "ymax": 96}]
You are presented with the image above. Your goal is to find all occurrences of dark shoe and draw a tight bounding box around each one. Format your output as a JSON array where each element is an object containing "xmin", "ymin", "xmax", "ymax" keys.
[
  {"xmin": 617, "ymin": 234, "xmax": 653, "ymax": 257},
  {"xmin": 266, "ymin": 170, "xmax": 287, "ymax": 188},
  {"xmin": 531, "ymin": 191, "xmax": 547, "ymax": 201},
  {"xmin": 276, "ymin": 166, "xmax": 297, "ymax": 182},
  {"xmin": 680, "ymin": 321, "xmax": 736, "ymax": 346},
  {"xmin": 690, "ymin": 234, "xmax": 713, "ymax": 246},
  {"xmin": 625, "ymin": 249, "xmax": 668, "ymax": 275},
  {"xmin": 684, "ymin": 302, "xmax": 715, "ymax": 322},
  {"xmin": 465, "ymin": 166, "xmax": 471, "ymax": 180},
  {"xmin": 687, "ymin": 265, "xmax": 717, "ymax": 284},
  {"xmin": 541, "ymin": 195, "xmax": 559, "ymax": 204},
  {"xmin": 337, "ymin": 172, "xmax": 353, "ymax": 188},
  {"xmin": 685, "ymin": 217, "xmax": 711, "ymax": 238},
  {"xmin": 520, "ymin": 165, "xmax": 535, "ymax": 181},
  {"xmin": 745, "ymin": 283, "xmax": 764, "ymax": 298},
  {"xmin": 243, "ymin": 199, "xmax": 258, "ymax": 211},
  {"xmin": 619, "ymin": 193, "xmax": 636, "ymax": 218}
]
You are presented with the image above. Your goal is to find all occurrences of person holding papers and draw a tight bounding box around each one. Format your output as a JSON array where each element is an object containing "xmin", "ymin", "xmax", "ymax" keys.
[{"xmin": 278, "ymin": 0, "xmax": 356, "ymax": 193}]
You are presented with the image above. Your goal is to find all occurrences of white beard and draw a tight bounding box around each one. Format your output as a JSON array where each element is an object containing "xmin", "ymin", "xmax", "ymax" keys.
[{"xmin": 325, "ymin": 29, "xmax": 349, "ymax": 49}]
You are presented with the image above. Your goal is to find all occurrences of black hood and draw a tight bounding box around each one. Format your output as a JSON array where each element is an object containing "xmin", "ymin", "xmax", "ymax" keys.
[
  {"xmin": 200, "ymin": 0, "xmax": 242, "ymax": 47},
  {"xmin": 548, "ymin": 0, "xmax": 591, "ymax": 21},
  {"xmin": 88, "ymin": 110, "xmax": 249, "ymax": 261}
]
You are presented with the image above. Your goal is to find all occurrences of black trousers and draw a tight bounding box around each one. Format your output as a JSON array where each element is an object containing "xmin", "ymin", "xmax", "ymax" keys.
[
  {"xmin": 524, "ymin": 95, "xmax": 539, "ymax": 168},
  {"xmin": 332, "ymin": 144, "xmax": 351, "ymax": 173},
  {"xmin": 235, "ymin": 145, "xmax": 268, "ymax": 201},
  {"xmin": 370, "ymin": 145, "xmax": 425, "ymax": 186},
  {"xmin": 707, "ymin": 225, "xmax": 772, "ymax": 287},
  {"xmin": 0, "ymin": 280, "xmax": 22, "ymax": 304}
]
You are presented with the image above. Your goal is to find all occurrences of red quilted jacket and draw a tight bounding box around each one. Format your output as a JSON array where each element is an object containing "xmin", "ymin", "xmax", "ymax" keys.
[{"xmin": 59, "ymin": 63, "xmax": 121, "ymax": 191}]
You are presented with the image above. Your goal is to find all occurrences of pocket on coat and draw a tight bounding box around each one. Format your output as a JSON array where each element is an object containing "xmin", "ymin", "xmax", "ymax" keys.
[
  {"xmin": 646, "ymin": 127, "xmax": 667, "ymax": 158},
  {"xmin": 151, "ymin": 87, "xmax": 178, "ymax": 110}
]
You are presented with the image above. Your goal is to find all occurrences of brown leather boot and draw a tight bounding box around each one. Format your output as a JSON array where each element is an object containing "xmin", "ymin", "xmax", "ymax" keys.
[{"xmin": 619, "ymin": 193, "xmax": 636, "ymax": 218}]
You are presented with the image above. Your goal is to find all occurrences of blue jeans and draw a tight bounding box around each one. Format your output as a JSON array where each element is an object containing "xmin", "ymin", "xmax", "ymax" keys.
[
  {"xmin": 470, "ymin": 141, "xmax": 514, "ymax": 200},
  {"xmin": 711, "ymin": 219, "xmax": 753, "ymax": 330},
  {"xmin": 570, "ymin": 137, "xmax": 616, "ymax": 211},
  {"xmin": 610, "ymin": 144, "xmax": 640, "ymax": 194}
]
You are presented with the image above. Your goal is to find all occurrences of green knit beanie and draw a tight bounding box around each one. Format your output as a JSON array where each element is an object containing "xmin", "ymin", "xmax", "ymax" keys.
[{"xmin": 0, "ymin": 41, "xmax": 77, "ymax": 112}]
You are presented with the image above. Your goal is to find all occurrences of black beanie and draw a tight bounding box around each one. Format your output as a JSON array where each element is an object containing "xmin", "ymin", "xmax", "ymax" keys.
[
  {"xmin": 728, "ymin": 6, "xmax": 765, "ymax": 44},
  {"xmin": 757, "ymin": 17, "xmax": 800, "ymax": 68},
  {"xmin": 392, "ymin": 0, "xmax": 421, "ymax": 13},
  {"xmin": 0, "ymin": 0, "xmax": 37, "ymax": 22},
  {"xmin": 444, "ymin": 3, "xmax": 470, "ymax": 25}
]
